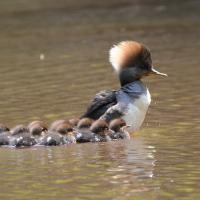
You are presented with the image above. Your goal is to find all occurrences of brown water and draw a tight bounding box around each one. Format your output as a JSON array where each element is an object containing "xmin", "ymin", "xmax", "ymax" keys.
[{"xmin": 0, "ymin": 0, "xmax": 200, "ymax": 199}]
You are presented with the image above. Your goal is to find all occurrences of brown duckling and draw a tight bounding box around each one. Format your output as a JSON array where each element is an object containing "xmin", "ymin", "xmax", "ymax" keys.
[
  {"xmin": 10, "ymin": 125, "xmax": 37, "ymax": 147},
  {"xmin": 90, "ymin": 119, "xmax": 112, "ymax": 142},
  {"xmin": 0, "ymin": 124, "xmax": 10, "ymax": 146},
  {"xmin": 109, "ymin": 118, "xmax": 130, "ymax": 140},
  {"xmin": 41, "ymin": 120, "xmax": 76, "ymax": 146},
  {"xmin": 75, "ymin": 117, "xmax": 94, "ymax": 143},
  {"xmin": 69, "ymin": 118, "xmax": 80, "ymax": 127},
  {"xmin": 0, "ymin": 124, "xmax": 10, "ymax": 134},
  {"xmin": 50, "ymin": 119, "xmax": 71, "ymax": 131},
  {"xmin": 28, "ymin": 121, "xmax": 48, "ymax": 143}
]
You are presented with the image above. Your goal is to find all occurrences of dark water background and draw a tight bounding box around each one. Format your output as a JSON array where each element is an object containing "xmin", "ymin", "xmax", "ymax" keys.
[{"xmin": 0, "ymin": 0, "xmax": 200, "ymax": 199}]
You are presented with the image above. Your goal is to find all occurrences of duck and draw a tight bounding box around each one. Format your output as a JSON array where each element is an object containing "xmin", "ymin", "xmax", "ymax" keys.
[
  {"xmin": 51, "ymin": 122, "xmax": 76, "ymax": 144},
  {"xmin": 74, "ymin": 117, "xmax": 94, "ymax": 143},
  {"xmin": 0, "ymin": 124, "xmax": 10, "ymax": 133},
  {"xmin": 81, "ymin": 41, "xmax": 167, "ymax": 133},
  {"xmin": 10, "ymin": 125, "xmax": 37, "ymax": 147},
  {"xmin": 0, "ymin": 124, "xmax": 10, "ymax": 146},
  {"xmin": 90, "ymin": 119, "xmax": 112, "ymax": 142},
  {"xmin": 69, "ymin": 118, "xmax": 80, "ymax": 127},
  {"xmin": 109, "ymin": 118, "xmax": 130, "ymax": 140},
  {"xmin": 28, "ymin": 121, "xmax": 48, "ymax": 143},
  {"xmin": 40, "ymin": 120, "xmax": 76, "ymax": 146}
]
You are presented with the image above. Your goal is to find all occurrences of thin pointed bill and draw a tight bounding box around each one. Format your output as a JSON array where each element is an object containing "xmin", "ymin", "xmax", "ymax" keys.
[{"xmin": 150, "ymin": 67, "xmax": 168, "ymax": 77}]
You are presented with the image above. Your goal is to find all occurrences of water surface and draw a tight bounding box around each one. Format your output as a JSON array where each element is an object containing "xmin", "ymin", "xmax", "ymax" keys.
[{"xmin": 0, "ymin": 0, "xmax": 200, "ymax": 199}]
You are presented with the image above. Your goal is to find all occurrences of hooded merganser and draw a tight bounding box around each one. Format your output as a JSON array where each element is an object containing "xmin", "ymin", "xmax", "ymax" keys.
[
  {"xmin": 10, "ymin": 125, "xmax": 37, "ymax": 147},
  {"xmin": 74, "ymin": 117, "xmax": 94, "ymax": 143},
  {"xmin": 109, "ymin": 118, "xmax": 130, "ymax": 140},
  {"xmin": 81, "ymin": 41, "xmax": 167, "ymax": 133},
  {"xmin": 90, "ymin": 119, "xmax": 112, "ymax": 142}
]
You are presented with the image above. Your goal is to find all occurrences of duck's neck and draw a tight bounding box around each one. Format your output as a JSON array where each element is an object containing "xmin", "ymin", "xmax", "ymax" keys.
[{"xmin": 119, "ymin": 68, "xmax": 142, "ymax": 86}]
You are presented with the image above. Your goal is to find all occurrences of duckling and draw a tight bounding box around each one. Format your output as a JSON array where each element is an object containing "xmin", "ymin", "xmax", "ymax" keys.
[
  {"xmin": 28, "ymin": 121, "xmax": 48, "ymax": 143},
  {"xmin": 0, "ymin": 124, "xmax": 10, "ymax": 133},
  {"xmin": 109, "ymin": 118, "xmax": 131, "ymax": 140},
  {"xmin": 52, "ymin": 122, "xmax": 76, "ymax": 144},
  {"xmin": 40, "ymin": 120, "xmax": 76, "ymax": 146},
  {"xmin": 0, "ymin": 124, "xmax": 10, "ymax": 146},
  {"xmin": 39, "ymin": 131, "xmax": 63, "ymax": 146},
  {"xmin": 50, "ymin": 119, "xmax": 71, "ymax": 131},
  {"xmin": 74, "ymin": 118, "xmax": 94, "ymax": 143},
  {"xmin": 69, "ymin": 118, "xmax": 79, "ymax": 127},
  {"xmin": 90, "ymin": 119, "xmax": 112, "ymax": 142},
  {"xmin": 10, "ymin": 125, "xmax": 37, "ymax": 147}
]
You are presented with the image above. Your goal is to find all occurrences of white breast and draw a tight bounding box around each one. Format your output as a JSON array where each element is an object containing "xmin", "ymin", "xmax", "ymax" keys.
[{"xmin": 122, "ymin": 89, "xmax": 151, "ymax": 133}]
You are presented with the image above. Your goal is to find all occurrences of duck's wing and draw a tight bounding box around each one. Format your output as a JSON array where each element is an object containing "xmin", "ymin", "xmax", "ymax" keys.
[
  {"xmin": 81, "ymin": 90, "xmax": 117, "ymax": 120},
  {"xmin": 99, "ymin": 90, "xmax": 130, "ymax": 122}
]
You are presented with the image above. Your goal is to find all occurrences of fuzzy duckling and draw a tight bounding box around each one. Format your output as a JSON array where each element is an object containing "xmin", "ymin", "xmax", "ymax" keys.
[
  {"xmin": 39, "ymin": 131, "xmax": 63, "ymax": 146},
  {"xmin": 109, "ymin": 118, "xmax": 130, "ymax": 140},
  {"xmin": 0, "ymin": 124, "xmax": 11, "ymax": 146},
  {"xmin": 52, "ymin": 122, "xmax": 76, "ymax": 144},
  {"xmin": 40, "ymin": 120, "xmax": 76, "ymax": 146},
  {"xmin": 74, "ymin": 117, "xmax": 94, "ymax": 143},
  {"xmin": 69, "ymin": 118, "xmax": 80, "ymax": 127},
  {"xmin": 50, "ymin": 119, "xmax": 70, "ymax": 131},
  {"xmin": 28, "ymin": 121, "xmax": 48, "ymax": 143},
  {"xmin": 10, "ymin": 125, "xmax": 37, "ymax": 147},
  {"xmin": 90, "ymin": 119, "xmax": 112, "ymax": 142},
  {"xmin": 0, "ymin": 124, "xmax": 10, "ymax": 133}
]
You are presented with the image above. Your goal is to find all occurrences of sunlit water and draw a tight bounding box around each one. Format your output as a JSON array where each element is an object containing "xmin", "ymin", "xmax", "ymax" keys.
[{"xmin": 0, "ymin": 0, "xmax": 200, "ymax": 199}]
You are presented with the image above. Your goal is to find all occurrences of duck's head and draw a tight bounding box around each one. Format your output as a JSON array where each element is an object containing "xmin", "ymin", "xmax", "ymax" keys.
[
  {"xmin": 109, "ymin": 41, "xmax": 167, "ymax": 86},
  {"xmin": 109, "ymin": 118, "xmax": 126, "ymax": 132},
  {"xmin": 54, "ymin": 123, "xmax": 73, "ymax": 135},
  {"xmin": 28, "ymin": 121, "xmax": 48, "ymax": 136},
  {"xmin": 90, "ymin": 119, "xmax": 110, "ymax": 136},
  {"xmin": 69, "ymin": 118, "xmax": 80, "ymax": 127},
  {"xmin": 50, "ymin": 119, "xmax": 70, "ymax": 130},
  {"xmin": 77, "ymin": 118, "xmax": 94, "ymax": 129}
]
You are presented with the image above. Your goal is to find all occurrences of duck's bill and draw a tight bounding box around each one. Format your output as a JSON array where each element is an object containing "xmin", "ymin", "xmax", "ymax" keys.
[{"xmin": 150, "ymin": 67, "xmax": 168, "ymax": 77}]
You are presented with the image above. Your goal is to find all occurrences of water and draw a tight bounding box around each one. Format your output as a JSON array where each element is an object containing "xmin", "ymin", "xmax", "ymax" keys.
[{"xmin": 0, "ymin": 0, "xmax": 200, "ymax": 199}]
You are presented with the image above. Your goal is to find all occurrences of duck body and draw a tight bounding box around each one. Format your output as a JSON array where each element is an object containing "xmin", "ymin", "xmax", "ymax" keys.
[{"xmin": 82, "ymin": 81, "xmax": 151, "ymax": 133}]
